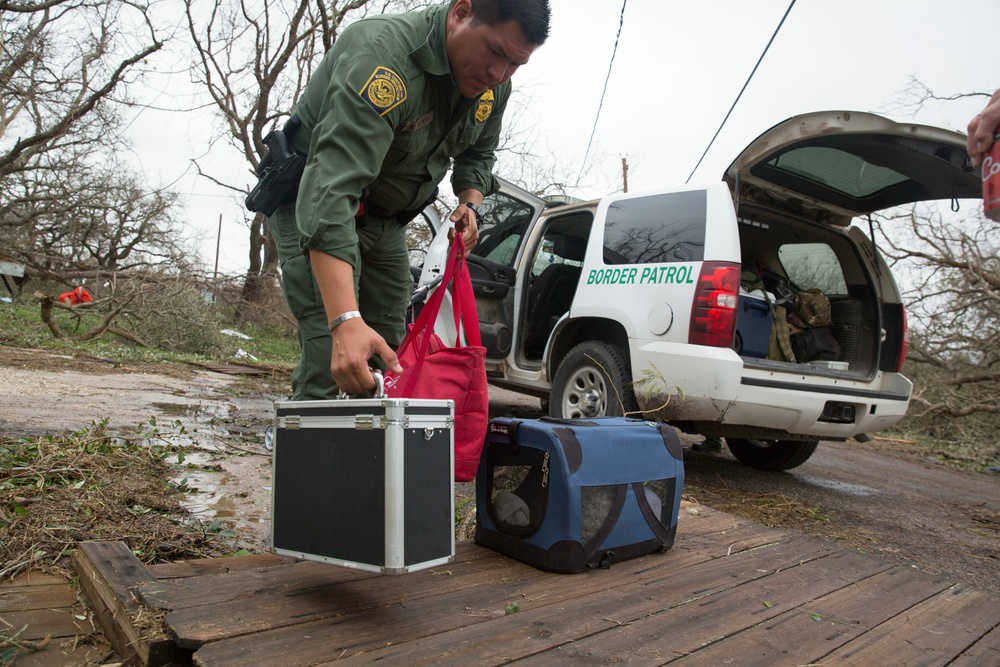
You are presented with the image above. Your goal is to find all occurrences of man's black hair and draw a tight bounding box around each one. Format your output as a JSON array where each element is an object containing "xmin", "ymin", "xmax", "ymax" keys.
[{"xmin": 456, "ymin": 0, "xmax": 551, "ymax": 46}]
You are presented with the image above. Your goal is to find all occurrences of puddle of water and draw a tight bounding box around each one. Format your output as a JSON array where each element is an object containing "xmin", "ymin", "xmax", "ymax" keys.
[
  {"xmin": 170, "ymin": 449, "xmax": 273, "ymax": 551},
  {"xmin": 800, "ymin": 475, "xmax": 880, "ymax": 497},
  {"xmin": 150, "ymin": 401, "xmax": 235, "ymax": 419},
  {"xmin": 146, "ymin": 398, "xmax": 269, "ymax": 452},
  {"xmin": 146, "ymin": 384, "xmax": 278, "ymax": 550}
]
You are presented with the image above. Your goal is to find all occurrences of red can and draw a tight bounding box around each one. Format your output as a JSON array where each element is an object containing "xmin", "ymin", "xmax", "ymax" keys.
[{"xmin": 984, "ymin": 131, "xmax": 1000, "ymax": 221}]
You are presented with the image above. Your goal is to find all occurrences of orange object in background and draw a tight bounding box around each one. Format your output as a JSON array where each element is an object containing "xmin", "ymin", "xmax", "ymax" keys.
[{"xmin": 58, "ymin": 286, "xmax": 93, "ymax": 305}]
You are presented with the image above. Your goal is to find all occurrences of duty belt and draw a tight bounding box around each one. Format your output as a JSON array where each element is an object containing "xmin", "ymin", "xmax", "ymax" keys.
[{"xmin": 357, "ymin": 188, "xmax": 439, "ymax": 226}]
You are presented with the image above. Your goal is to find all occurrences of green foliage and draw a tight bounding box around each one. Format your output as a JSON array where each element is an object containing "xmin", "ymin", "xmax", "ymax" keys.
[
  {"xmin": 454, "ymin": 494, "xmax": 477, "ymax": 540},
  {"xmin": 233, "ymin": 322, "xmax": 300, "ymax": 364},
  {"xmin": 185, "ymin": 517, "xmax": 236, "ymax": 537},
  {"xmin": 0, "ymin": 292, "xmax": 298, "ymax": 366}
]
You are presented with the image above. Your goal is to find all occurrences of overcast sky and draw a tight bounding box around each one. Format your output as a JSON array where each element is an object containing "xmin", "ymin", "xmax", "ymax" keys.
[{"xmin": 129, "ymin": 0, "xmax": 1000, "ymax": 274}]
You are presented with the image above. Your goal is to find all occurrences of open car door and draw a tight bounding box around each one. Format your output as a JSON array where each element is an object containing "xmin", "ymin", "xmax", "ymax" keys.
[{"xmin": 417, "ymin": 180, "xmax": 545, "ymax": 361}]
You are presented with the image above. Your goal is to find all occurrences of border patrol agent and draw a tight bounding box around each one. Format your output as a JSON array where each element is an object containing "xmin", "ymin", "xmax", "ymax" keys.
[{"xmin": 267, "ymin": 0, "xmax": 550, "ymax": 399}]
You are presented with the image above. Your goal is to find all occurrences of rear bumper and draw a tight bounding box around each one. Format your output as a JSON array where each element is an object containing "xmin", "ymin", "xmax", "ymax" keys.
[{"xmin": 631, "ymin": 340, "xmax": 912, "ymax": 438}]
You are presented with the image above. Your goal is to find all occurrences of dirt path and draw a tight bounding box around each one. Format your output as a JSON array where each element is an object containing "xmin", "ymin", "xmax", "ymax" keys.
[
  {"xmin": 2, "ymin": 344, "xmax": 998, "ymax": 598},
  {"xmin": 0, "ymin": 346, "xmax": 280, "ymax": 554}
]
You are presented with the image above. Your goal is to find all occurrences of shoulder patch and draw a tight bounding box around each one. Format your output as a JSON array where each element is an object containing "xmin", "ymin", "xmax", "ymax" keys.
[
  {"xmin": 359, "ymin": 66, "xmax": 407, "ymax": 116},
  {"xmin": 475, "ymin": 90, "xmax": 495, "ymax": 123}
]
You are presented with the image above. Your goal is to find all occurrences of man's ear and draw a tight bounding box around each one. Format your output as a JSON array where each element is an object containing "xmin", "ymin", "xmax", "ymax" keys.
[{"xmin": 449, "ymin": 0, "xmax": 473, "ymax": 24}]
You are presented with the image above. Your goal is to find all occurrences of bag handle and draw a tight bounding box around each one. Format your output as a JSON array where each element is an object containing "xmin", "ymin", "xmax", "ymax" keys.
[
  {"xmin": 399, "ymin": 234, "xmax": 461, "ymax": 354},
  {"xmin": 395, "ymin": 234, "xmax": 479, "ymax": 396},
  {"xmin": 448, "ymin": 238, "xmax": 482, "ymax": 347}
]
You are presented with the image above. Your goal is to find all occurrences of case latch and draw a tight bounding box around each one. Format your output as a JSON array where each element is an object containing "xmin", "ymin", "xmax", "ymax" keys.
[
  {"xmin": 283, "ymin": 415, "xmax": 300, "ymax": 430},
  {"xmin": 355, "ymin": 414, "xmax": 375, "ymax": 430}
]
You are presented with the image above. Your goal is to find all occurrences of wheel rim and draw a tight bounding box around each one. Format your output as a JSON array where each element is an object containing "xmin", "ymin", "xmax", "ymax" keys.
[{"xmin": 560, "ymin": 365, "xmax": 607, "ymax": 418}]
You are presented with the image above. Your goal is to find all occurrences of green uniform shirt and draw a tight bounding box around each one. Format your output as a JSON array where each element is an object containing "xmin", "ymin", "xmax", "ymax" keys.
[{"xmin": 292, "ymin": 3, "xmax": 510, "ymax": 268}]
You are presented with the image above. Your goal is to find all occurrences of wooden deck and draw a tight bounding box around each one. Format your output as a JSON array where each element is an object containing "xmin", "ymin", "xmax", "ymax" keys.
[
  {"xmin": 0, "ymin": 571, "xmax": 113, "ymax": 666},
  {"xmin": 60, "ymin": 501, "xmax": 999, "ymax": 666}
]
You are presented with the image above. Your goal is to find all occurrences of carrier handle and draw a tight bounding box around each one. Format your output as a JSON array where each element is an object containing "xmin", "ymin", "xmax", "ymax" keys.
[{"xmin": 337, "ymin": 369, "xmax": 385, "ymax": 400}]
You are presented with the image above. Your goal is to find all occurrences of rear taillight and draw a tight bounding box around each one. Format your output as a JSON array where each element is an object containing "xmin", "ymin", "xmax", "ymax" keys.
[
  {"xmin": 689, "ymin": 261, "xmax": 740, "ymax": 348},
  {"xmin": 896, "ymin": 305, "xmax": 909, "ymax": 372}
]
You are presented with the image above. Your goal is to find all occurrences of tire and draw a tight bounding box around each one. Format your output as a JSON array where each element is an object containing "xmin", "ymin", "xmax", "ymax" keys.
[
  {"xmin": 726, "ymin": 438, "xmax": 819, "ymax": 471},
  {"xmin": 549, "ymin": 341, "xmax": 638, "ymax": 419}
]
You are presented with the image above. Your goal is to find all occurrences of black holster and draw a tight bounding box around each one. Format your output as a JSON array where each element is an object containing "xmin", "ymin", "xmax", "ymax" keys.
[{"xmin": 245, "ymin": 116, "xmax": 305, "ymax": 217}]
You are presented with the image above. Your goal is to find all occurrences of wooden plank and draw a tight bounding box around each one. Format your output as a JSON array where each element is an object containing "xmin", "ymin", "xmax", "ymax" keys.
[
  {"xmin": 71, "ymin": 541, "xmax": 191, "ymax": 667},
  {"xmin": 0, "ymin": 573, "xmax": 69, "ymax": 589},
  {"xmin": 0, "ymin": 584, "xmax": 78, "ymax": 612},
  {"xmin": 167, "ymin": 550, "xmax": 547, "ymax": 650},
  {"xmin": 3, "ymin": 642, "xmax": 114, "ymax": 667},
  {"xmin": 139, "ymin": 543, "xmax": 505, "ymax": 612},
  {"xmin": 192, "ymin": 535, "xmax": 839, "ymax": 666},
  {"xmin": 948, "ymin": 622, "xmax": 1000, "ymax": 666},
  {"xmin": 823, "ymin": 583, "xmax": 1000, "ymax": 665},
  {"xmin": 501, "ymin": 546, "xmax": 892, "ymax": 666},
  {"xmin": 665, "ymin": 565, "xmax": 956, "ymax": 666},
  {"xmin": 146, "ymin": 553, "xmax": 299, "ymax": 580},
  {"xmin": 170, "ymin": 523, "xmax": 791, "ymax": 652},
  {"xmin": 675, "ymin": 503, "xmax": 756, "ymax": 537},
  {"xmin": 0, "ymin": 607, "xmax": 92, "ymax": 640},
  {"xmin": 208, "ymin": 535, "xmax": 836, "ymax": 667}
]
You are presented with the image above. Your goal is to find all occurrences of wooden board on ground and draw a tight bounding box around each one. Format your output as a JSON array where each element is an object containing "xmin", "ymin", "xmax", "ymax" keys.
[{"xmin": 67, "ymin": 502, "xmax": 998, "ymax": 666}]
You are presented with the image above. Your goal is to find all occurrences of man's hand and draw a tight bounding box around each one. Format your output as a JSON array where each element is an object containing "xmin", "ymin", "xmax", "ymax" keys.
[
  {"xmin": 448, "ymin": 204, "xmax": 480, "ymax": 255},
  {"xmin": 967, "ymin": 88, "xmax": 1000, "ymax": 169},
  {"xmin": 308, "ymin": 249, "xmax": 402, "ymax": 395},
  {"xmin": 329, "ymin": 317, "xmax": 402, "ymax": 395},
  {"xmin": 449, "ymin": 189, "xmax": 484, "ymax": 255}
]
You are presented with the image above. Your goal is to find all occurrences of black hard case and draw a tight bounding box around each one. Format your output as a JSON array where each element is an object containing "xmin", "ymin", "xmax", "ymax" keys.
[{"xmin": 271, "ymin": 397, "xmax": 455, "ymax": 574}]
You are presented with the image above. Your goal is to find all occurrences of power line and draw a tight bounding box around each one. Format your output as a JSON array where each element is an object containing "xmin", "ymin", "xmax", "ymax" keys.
[
  {"xmin": 685, "ymin": 0, "xmax": 797, "ymax": 184},
  {"xmin": 578, "ymin": 0, "xmax": 628, "ymax": 184}
]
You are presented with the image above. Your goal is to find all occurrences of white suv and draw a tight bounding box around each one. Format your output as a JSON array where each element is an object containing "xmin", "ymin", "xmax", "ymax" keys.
[{"xmin": 419, "ymin": 111, "xmax": 980, "ymax": 470}]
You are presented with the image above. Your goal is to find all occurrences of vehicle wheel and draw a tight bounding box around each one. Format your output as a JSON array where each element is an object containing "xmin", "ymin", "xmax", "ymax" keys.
[
  {"xmin": 726, "ymin": 438, "xmax": 819, "ymax": 471},
  {"xmin": 550, "ymin": 341, "xmax": 637, "ymax": 419}
]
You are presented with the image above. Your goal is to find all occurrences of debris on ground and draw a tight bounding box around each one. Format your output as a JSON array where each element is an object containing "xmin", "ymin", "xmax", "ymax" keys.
[{"xmin": 0, "ymin": 421, "xmax": 241, "ymax": 582}]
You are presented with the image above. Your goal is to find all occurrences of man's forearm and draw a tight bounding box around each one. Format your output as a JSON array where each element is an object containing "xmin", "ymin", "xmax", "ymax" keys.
[
  {"xmin": 308, "ymin": 249, "xmax": 357, "ymax": 325},
  {"xmin": 455, "ymin": 188, "xmax": 484, "ymax": 207}
]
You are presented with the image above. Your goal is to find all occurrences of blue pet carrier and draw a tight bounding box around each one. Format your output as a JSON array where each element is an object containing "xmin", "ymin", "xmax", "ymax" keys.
[{"xmin": 475, "ymin": 416, "xmax": 684, "ymax": 573}]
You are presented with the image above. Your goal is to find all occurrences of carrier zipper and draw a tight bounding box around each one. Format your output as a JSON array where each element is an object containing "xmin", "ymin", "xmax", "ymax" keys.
[{"xmin": 541, "ymin": 452, "xmax": 550, "ymax": 488}]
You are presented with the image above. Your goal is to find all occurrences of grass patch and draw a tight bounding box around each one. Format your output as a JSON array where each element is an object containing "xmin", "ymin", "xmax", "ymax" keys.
[{"xmin": 0, "ymin": 294, "xmax": 299, "ymax": 368}]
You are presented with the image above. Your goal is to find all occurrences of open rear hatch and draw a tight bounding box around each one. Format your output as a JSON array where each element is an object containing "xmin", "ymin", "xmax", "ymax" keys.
[{"xmin": 724, "ymin": 110, "xmax": 981, "ymax": 224}]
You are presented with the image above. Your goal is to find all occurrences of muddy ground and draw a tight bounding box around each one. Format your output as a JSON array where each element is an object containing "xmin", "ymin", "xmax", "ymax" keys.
[{"xmin": 1, "ymin": 344, "xmax": 998, "ymax": 598}]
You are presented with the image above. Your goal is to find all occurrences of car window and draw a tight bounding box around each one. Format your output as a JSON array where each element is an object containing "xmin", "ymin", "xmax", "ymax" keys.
[
  {"xmin": 778, "ymin": 243, "xmax": 848, "ymax": 295},
  {"xmin": 531, "ymin": 236, "xmax": 585, "ymax": 279},
  {"xmin": 603, "ymin": 190, "xmax": 706, "ymax": 265},
  {"xmin": 473, "ymin": 192, "xmax": 536, "ymax": 266},
  {"xmin": 764, "ymin": 146, "xmax": 908, "ymax": 198}
]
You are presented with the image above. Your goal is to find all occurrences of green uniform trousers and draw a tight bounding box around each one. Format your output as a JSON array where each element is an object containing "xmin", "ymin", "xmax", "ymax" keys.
[{"xmin": 266, "ymin": 206, "xmax": 413, "ymax": 400}]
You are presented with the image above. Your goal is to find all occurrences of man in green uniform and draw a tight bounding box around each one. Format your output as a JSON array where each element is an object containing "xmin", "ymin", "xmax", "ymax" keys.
[{"xmin": 267, "ymin": 0, "xmax": 550, "ymax": 399}]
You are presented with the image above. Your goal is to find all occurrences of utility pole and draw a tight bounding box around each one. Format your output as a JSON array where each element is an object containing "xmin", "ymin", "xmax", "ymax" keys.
[
  {"xmin": 213, "ymin": 213, "xmax": 222, "ymax": 282},
  {"xmin": 621, "ymin": 157, "xmax": 629, "ymax": 193}
]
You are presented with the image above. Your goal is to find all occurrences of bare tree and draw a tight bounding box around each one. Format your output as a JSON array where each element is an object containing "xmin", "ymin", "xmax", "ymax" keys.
[
  {"xmin": 0, "ymin": 0, "xmax": 173, "ymax": 276},
  {"xmin": 183, "ymin": 0, "xmax": 429, "ymax": 310},
  {"xmin": 4, "ymin": 161, "xmax": 189, "ymax": 281},
  {"xmin": 874, "ymin": 204, "xmax": 1000, "ymax": 449}
]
